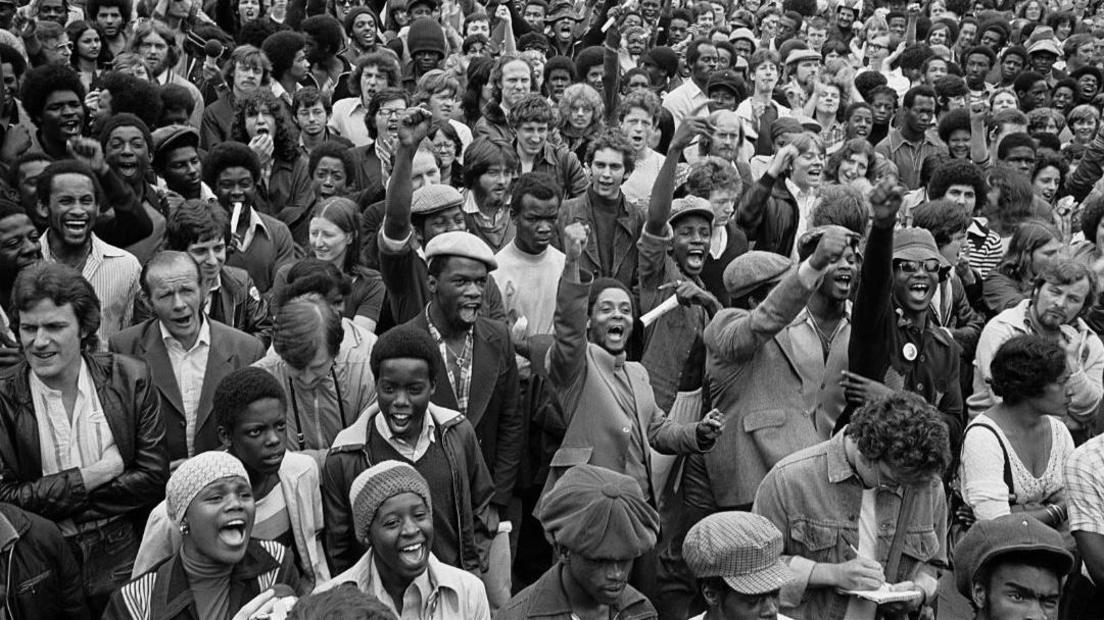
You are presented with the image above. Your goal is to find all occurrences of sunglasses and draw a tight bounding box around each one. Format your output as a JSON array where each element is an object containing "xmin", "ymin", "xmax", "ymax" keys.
[{"xmin": 894, "ymin": 259, "xmax": 942, "ymax": 274}]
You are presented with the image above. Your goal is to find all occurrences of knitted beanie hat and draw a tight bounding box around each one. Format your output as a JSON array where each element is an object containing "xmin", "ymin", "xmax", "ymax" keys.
[
  {"xmin": 166, "ymin": 451, "xmax": 250, "ymax": 525},
  {"xmin": 350, "ymin": 461, "xmax": 433, "ymax": 545},
  {"xmin": 407, "ymin": 17, "xmax": 447, "ymax": 57},
  {"xmin": 97, "ymin": 112, "xmax": 153, "ymax": 152}
]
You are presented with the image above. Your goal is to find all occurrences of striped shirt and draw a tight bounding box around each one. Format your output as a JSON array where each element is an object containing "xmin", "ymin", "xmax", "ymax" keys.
[
  {"xmin": 425, "ymin": 307, "xmax": 472, "ymax": 416},
  {"xmin": 967, "ymin": 219, "xmax": 1005, "ymax": 280},
  {"xmin": 40, "ymin": 232, "xmax": 140, "ymax": 350}
]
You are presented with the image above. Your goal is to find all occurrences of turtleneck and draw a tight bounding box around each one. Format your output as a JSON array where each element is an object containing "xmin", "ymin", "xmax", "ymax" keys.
[
  {"xmin": 181, "ymin": 543, "xmax": 235, "ymax": 620},
  {"xmin": 588, "ymin": 187, "xmax": 621, "ymax": 274}
]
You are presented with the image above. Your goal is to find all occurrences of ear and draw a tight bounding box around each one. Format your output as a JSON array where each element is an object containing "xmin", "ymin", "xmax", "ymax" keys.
[
  {"xmin": 427, "ymin": 273, "xmax": 438, "ymax": 295},
  {"xmin": 216, "ymin": 424, "xmax": 232, "ymax": 449},
  {"xmin": 34, "ymin": 200, "xmax": 48, "ymax": 223},
  {"xmin": 970, "ymin": 583, "xmax": 987, "ymax": 610}
]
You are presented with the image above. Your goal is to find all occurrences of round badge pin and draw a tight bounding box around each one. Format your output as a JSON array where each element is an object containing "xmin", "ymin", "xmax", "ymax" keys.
[{"xmin": 902, "ymin": 343, "xmax": 918, "ymax": 361}]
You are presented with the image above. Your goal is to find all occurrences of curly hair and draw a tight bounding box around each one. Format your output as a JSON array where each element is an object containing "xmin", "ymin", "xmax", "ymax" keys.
[
  {"xmin": 300, "ymin": 15, "xmax": 344, "ymax": 57},
  {"xmin": 508, "ymin": 171, "xmax": 562, "ymax": 217},
  {"xmin": 617, "ymin": 89, "xmax": 662, "ymax": 124},
  {"xmin": 928, "ymin": 159, "xmax": 988, "ymax": 211},
  {"xmin": 369, "ymin": 323, "xmax": 441, "ymax": 380},
  {"xmin": 685, "ymin": 157, "xmax": 742, "ymax": 199},
  {"xmin": 937, "ymin": 108, "xmax": 971, "ymax": 146},
  {"xmin": 1026, "ymin": 107, "xmax": 1065, "ymax": 134},
  {"xmin": 213, "ymin": 367, "xmax": 288, "ymax": 433},
  {"xmin": 348, "ymin": 51, "xmax": 402, "ymax": 98},
  {"xmin": 911, "ymin": 199, "xmax": 972, "ymax": 249},
  {"xmin": 260, "ymin": 31, "xmax": 304, "ymax": 81},
  {"xmin": 87, "ymin": 0, "xmax": 132, "ymax": 22},
  {"xmin": 810, "ymin": 184, "xmax": 868, "ymax": 236},
  {"xmin": 824, "ymin": 138, "xmax": 876, "ymax": 183},
  {"xmin": 230, "ymin": 88, "xmax": 300, "ymax": 164},
  {"xmin": 20, "ymin": 64, "xmax": 86, "ymax": 127},
  {"xmin": 847, "ymin": 391, "xmax": 951, "ymax": 483},
  {"xmin": 1033, "ymin": 259, "xmax": 1097, "ymax": 319},
  {"xmin": 990, "ymin": 335, "xmax": 1066, "ymax": 406},
  {"xmin": 203, "ymin": 141, "xmax": 262, "ymax": 188},
  {"xmin": 585, "ymin": 128, "xmax": 637, "ymax": 176},
  {"xmin": 557, "ymin": 83, "xmax": 604, "ymax": 134},
  {"xmin": 11, "ymin": 262, "xmax": 102, "ymax": 352},
  {"xmin": 99, "ymin": 70, "xmax": 162, "ymax": 130}
]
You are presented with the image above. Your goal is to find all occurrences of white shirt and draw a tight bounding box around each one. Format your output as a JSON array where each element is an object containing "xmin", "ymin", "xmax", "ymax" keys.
[
  {"xmin": 329, "ymin": 97, "xmax": 372, "ymax": 147},
  {"xmin": 662, "ymin": 79, "xmax": 709, "ymax": 127},
  {"xmin": 844, "ymin": 489, "xmax": 878, "ymax": 620},
  {"xmin": 374, "ymin": 409, "xmax": 437, "ymax": 462},
  {"xmin": 622, "ymin": 148, "xmax": 665, "ymax": 208},
  {"xmin": 40, "ymin": 232, "xmax": 140, "ymax": 350},
  {"xmin": 161, "ymin": 318, "xmax": 211, "ymax": 456}
]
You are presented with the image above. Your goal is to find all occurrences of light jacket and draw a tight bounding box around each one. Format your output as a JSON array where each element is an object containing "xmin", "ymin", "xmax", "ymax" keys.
[{"xmin": 131, "ymin": 452, "xmax": 329, "ymax": 587}]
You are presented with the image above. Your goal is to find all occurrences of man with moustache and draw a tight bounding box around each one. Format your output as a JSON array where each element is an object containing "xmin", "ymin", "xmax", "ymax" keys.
[
  {"xmin": 462, "ymin": 138, "xmax": 521, "ymax": 253},
  {"xmin": 201, "ymin": 45, "xmax": 272, "ymax": 152},
  {"xmin": 0, "ymin": 262, "xmax": 168, "ymax": 614},
  {"xmin": 129, "ymin": 21, "xmax": 203, "ymax": 127},
  {"xmin": 108, "ymin": 252, "xmax": 266, "ymax": 463},
  {"xmin": 37, "ymin": 160, "xmax": 141, "ymax": 348},
  {"xmin": 969, "ymin": 260, "xmax": 1103, "ymax": 429}
]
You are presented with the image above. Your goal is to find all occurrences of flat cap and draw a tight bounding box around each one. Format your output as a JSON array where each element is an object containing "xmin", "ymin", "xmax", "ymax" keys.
[
  {"xmin": 152, "ymin": 124, "xmax": 199, "ymax": 157},
  {"xmin": 785, "ymin": 48, "xmax": 822, "ymax": 66},
  {"xmin": 424, "ymin": 230, "xmax": 497, "ymax": 270},
  {"xmin": 954, "ymin": 514, "xmax": 1073, "ymax": 597},
  {"xmin": 770, "ymin": 117, "xmax": 805, "ymax": 141},
  {"xmin": 412, "ymin": 183, "xmax": 464, "ymax": 216},
  {"xmin": 723, "ymin": 251, "xmax": 792, "ymax": 299},
  {"xmin": 707, "ymin": 70, "xmax": 744, "ymax": 95},
  {"xmin": 1027, "ymin": 38, "xmax": 1062, "ymax": 57},
  {"xmin": 729, "ymin": 27, "xmax": 757, "ymax": 48},
  {"xmin": 684, "ymin": 512, "xmax": 793, "ymax": 595},
  {"xmin": 537, "ymin": 464, "xmax": 659, "ymax": 559}
]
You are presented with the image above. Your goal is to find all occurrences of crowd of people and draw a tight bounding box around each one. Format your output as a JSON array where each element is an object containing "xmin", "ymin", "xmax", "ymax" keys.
[{"xmin": 6, "ymin": 0, "xmax": 1104, "ymax": 617}]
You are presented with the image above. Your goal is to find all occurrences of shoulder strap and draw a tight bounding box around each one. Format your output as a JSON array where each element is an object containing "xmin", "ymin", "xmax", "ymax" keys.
[
  {"xmin": 964, "ymin": 422, "xmax": 1014, "ymax": 494},
  {"xmin": 885, "ymin": 485, "xmax": 918, "ymax": 583}
]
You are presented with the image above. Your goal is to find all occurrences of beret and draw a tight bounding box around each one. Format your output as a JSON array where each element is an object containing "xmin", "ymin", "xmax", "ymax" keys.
[{"xmin": 424, "ymin": 230, "xmax": 498, "ymax": 270}]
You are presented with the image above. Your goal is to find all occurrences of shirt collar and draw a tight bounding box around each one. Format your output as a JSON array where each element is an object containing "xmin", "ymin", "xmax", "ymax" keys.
[
  {"xmin": 30, "ymin": 357, "xmax": 91, "ymax": 399},
  {"xmin": 784, "ymin": 178, "xmax": 815, "ymax": 199},
  {"xmin": 159, "ymin": 316, "xmax": 211, "ymax": 351},
  {"xmin": 374, "ymin": 405, "xmax": 437, "ymax": 446}
]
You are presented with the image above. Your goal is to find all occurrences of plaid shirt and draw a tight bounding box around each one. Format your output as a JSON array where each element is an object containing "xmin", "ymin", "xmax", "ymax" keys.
[
  {"xmin": 1065, "ymin": 433, "xmax": 1104, "ymax": 536},
  {"xmin": 426, "ymin": 307, "xmax": 474, "ymax": 416}
]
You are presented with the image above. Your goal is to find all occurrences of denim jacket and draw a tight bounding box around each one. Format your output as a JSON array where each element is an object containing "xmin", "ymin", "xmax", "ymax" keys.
[{"xmin": 752, "ymin": 433, "xmax": 947, "ymax": 620}]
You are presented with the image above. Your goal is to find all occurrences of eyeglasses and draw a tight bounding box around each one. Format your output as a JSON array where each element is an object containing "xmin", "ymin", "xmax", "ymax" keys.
[
  {"xmin": 376, "ymin": 107, "xmax": 405, "ymax": 118},
  {"xmin": 894, "ymin": 259, "xmax": 942, "ymax": 273}
]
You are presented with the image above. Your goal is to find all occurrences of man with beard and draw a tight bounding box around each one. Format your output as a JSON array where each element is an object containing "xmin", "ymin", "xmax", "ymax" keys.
[
  {"xmin": 98, "ymin": 114, "xmax": 166, "ymax": 263},
  {"xmin": 874, "ymin": 85, "xmax": 947, "ymax": 190},
  {"xmin": 0, "ymin": 199, "xmax": 40, "ymax": 369},
  {"xmin": 129, "ymin": 21, "xmax": 203, "ymax": 127},
  {"xmin": 782, "ymin": 48, "xmax": 821, "ymax": 112},
  {"xmin": 151, "ymin": 125, "xmax": 214, "ymax": 201},
  {"xmin": 696, "ymin": 110, "xmax": 753, "ymax": 185},
  {"xmin": 86, "ymin": 0, "xmax": 130, "ymax": 59},
  {"xmin": 108, "ymin": 252, "xmax": 265, "ymax": 463},
  {"xmin": 201, "ymin": 44, "xmax": 271, "ymax": 152},
  {"xmin": 462, "ymin": 138, "xmax": 520, "ymax": 253},
  {"xmin": 969, "ymin": 260, "xmax": 1103, "ymax": 427},
  {"xmin": 204, "ymin": 142, "xmax": 298, "ymax": 294},
  {"xmin": 662, "ymin": 38, "xmax": 718, "ymax": 127},
  {"xmin": 37, "ymin": 160, "xmax": 141, "ymax": 348},
  {"xmin": 840, "ymin": 180, "xmax": 964, "ymax": 443}
]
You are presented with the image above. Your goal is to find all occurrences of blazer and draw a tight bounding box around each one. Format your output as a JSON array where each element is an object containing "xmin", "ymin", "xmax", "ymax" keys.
[
  {"xmin": 108, "ymin": 319, "xmax": 266, "ymax": 460},
  {"xmin": 402, "ymin": 312, "xmax": 522, "ymax": 508}
]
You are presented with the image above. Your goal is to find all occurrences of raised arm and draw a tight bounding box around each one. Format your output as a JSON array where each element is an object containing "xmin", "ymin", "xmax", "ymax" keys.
[
  {"xmin": 382, "ymin": 107, "xmax": 434, "ymax": 242},
  {"xmin": 736, "ymin": 144, "xmax": 799, "ymax": 240},
  {"xmin": 548, "ymin": 223, "xmax": 591, "ymax": 393},
  {"xmin": 646, "ymin": 114, "xmax": 711, "ymax": 236}
]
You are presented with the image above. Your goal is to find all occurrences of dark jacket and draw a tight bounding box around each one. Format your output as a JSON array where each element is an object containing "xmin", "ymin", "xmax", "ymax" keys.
[
  {"xmin": 108, "ymin": 319, "xmax": 266, "ymax": 461},
  {"xmin": 224, "ymin": 209, "xmax": 301, "ymax": 294},
  {"xmin": 0, "ymin": 503, "xmax": 90, "ymax": 620},
  {"xmin": 735, "ymin": 171, "xmax": 799, "ymax": 257},
  {"xmin": 0, "ymin": 354, "xmax": 169, "ymax": 525},
  {"xmin": 553, "ymin": 190, "xmax": 646, "ymax": 291},
  {"xmin": 93, "ymin": 167, "xmax": 154, "ymax": 250},
  {"xmin": 347, "ymin": 145, "xmax": 387, "ymax": 204},
  {"xmin": 403, "ymin": 312, "xmax": 522, "ymax": 508},
  {"xmin": 473, "ymin": 101, "xmax": 514, "ymax": 144},
  {"xmin": 199, "ymin": 93, "xmax": 234, "ymax": 152},
  {"xmin": 102, "ymin": 539, "xmax": 303, "ymax": 620},
  {"xmin": 210, "ymin": 266, "xmax": 274, "ymax": 348},
  {"xmin": 498, "ymin": 563, "xmax": 657, "ymax": 620},
  {"xmin": 527, "ymin": 143, "xmax": 588, "ymax": 199},
  {"xmin": 258, "ymin": 157, "xmax": 313, "ymax": 218},
  {"xmin": 321, "ymin": 405, "xmax": 496, "ymax": 576}
]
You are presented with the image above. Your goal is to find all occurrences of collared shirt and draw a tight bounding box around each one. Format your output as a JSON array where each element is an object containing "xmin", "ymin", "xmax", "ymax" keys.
[
  {"xmin": 271, "ymin": 80, "xmax": 298, "ymax": 108},
  {"xmin": 662, "ymin": 79, "xmax": 710, "ymax": 127},
  {"xmin": 40, "ymin": 232, "xmax": 140, "ymax": 349},
  {"xmin": 329, "ymin": 97, "xmax": 372, "ymax": 147},
  {"xmin": 374, "ymin": 407, "xmax": 437, "ymax": 462},
  {"xmin": 784, "ymin": 178, "xmax": 819, "ymax": 258},
  {"xmin": 1066, "ymin": 433, "xmax": 1104, "ymax": 584},
  {"xmin": 160, "ymin": 318, "xmax": 211, "ymax": 456},
  {"xmin": 874, "ymin": 128, "xmax": 949, "ymax": 190},
  {"xmin": 425, "ymin": 307, "xmax": 473, "ymax": 416},
  {"xmin": 204, "ymin": 273, "xmax": 223, "ymax": 315},
  {"xmin": 237, "ymin": 207, "xmax": 272, "ymax": 254}
]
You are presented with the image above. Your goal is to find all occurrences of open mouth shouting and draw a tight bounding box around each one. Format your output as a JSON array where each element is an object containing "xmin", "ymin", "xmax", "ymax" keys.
[
  {"xmin": 398, "ymin": 539, "xmax": 429, "ymax": 570},
  {"xmin": 905, "ymin": 279, "xmax": 932, "ymax": 305},
  {"xmin": 218, "ymin": 518, "xmax": 249, "ymax": 548},
  {"xmin": 684, "ymin": 248, "xmax": 705, "ymax": 271},
  {"xmin": 61, "ymin": 215, "xmax": 91, "ymax": 241},
  {"xmin": 457, "ymin": 300, "xmax": 481, "ymax": 324}
]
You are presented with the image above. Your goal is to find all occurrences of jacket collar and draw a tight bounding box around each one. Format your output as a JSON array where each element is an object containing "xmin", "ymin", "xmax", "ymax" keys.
[
  {"xmin": 0, "ymin": 505, "xmax": 25, "ymax": 551},
  {"xmin": 524, "ymin": 564, "xmax": 651, "ymax": 617},
  {"xmin": 155, "ymin": 540, "xmax": 279, "ymax": 620}
]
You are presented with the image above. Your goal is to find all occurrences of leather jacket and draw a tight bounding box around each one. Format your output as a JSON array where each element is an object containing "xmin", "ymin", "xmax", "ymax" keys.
[{"xmin": 0, "ymin": 353, "xmax": 169, "ymax": 525}]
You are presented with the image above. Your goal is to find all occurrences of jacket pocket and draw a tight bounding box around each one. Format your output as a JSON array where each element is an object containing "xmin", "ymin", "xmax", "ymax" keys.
[
  {"xmin": 743, "ymin": 409, "xmax": 813, "ymax": 469},
  {"xmin": 791, "ymin": 519, "xmax": 844, "ymax": 563},
  {"xmin": 16, "ymin": 569, "xmax": 52, "ymax": 595},
  {"xmin": 549, "ymin": 446, "xmax": 594, "ymax": 468},
  {"xmin": 901, "ymin": 529, "xmax": 940, "ymax": 563}
]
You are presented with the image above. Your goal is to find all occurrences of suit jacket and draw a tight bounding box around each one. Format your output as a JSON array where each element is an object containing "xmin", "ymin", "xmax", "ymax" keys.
[
  {"xmin": 108, "ymin": 320, "xmax": 266, "ymax": 460},
  {"xmin": 402, "ymin": 313, "xmax": 522, "ymax": 508}
]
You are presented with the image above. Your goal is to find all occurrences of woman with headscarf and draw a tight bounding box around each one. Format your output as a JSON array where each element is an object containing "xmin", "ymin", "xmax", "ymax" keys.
[{"xmin": 104, "ymin": 452, "xmax": 305, "ymax": 620}]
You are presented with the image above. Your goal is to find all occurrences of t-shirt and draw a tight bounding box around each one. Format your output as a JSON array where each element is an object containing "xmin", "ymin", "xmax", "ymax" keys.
[{"xmin": 492, "ymin": 242, "xmax": 566, "ymax": 348}]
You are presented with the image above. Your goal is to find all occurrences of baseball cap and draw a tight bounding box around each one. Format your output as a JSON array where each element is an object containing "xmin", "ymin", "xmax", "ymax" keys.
[
  {"xmin": 954, "ymin": 514, "xmax": 1074, "ymax": 598},
  {"xmin": 684, "ymin": 512, "xmax": 793, "ymax": 595},
  {"xmin": 668, "ymin": 196, "xmax": 715, "ymax": 227}
]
